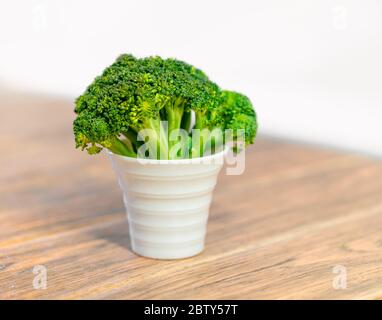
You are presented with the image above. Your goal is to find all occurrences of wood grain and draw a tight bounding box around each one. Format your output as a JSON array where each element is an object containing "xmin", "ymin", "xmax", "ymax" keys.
[{"xmin": 1, "ymin": 89, "xmax": 382, "ymax": 299}]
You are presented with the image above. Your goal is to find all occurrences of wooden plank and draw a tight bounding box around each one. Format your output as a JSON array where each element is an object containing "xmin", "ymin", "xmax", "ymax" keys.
[{"xmin": 0, "ymin": 90, "xmax": 382, "ymax": 299}]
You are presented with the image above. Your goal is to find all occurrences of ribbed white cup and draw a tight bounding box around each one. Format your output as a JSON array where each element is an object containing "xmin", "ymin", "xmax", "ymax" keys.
[{"xmin": 108, "ymin": 151, "xmax": 225, "ymax": 259}]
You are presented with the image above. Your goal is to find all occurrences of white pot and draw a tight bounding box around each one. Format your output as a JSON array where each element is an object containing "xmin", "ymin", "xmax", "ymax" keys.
[{"xmin": 108, "ymin": 150, "xmax": 226, "ymax": 260}]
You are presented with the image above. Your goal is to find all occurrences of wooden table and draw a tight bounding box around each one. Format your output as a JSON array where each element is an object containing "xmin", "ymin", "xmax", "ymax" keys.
[{"xmin": 1, "ymin": 90, "xmax": 382, "ymax": 300}]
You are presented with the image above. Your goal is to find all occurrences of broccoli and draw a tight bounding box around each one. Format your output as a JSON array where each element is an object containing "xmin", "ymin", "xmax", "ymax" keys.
[{"xmin": 73, "ymin": 54, "xmax": 257, "ymax": 159}]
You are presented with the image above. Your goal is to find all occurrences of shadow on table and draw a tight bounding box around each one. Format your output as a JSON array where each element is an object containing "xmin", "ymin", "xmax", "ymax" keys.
[{"xmin": 90, "ymin": 215, "xmax": 133, "ymax": 253}]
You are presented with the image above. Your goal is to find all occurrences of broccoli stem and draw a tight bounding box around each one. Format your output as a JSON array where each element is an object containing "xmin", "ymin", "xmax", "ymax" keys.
[
  {"xmin": 165, "ymin": 98, "xmax": 186, "ymax": 156},
  {"xmin": 123, "ymin": 129, "xmax": 139, "ymax": 152},
  {"xmin": 181, "ymin": 110, "xmax": 192, "ymax": 132},
  {"xmin": 166, "ymin": 106, "xmax": 184, "ymax": 135},
  {"xmin": 191, "ymin": 110, "xmax": 211, "ymax": 157},
  {"xmin": 138, "ymin": 118, "xmax": 169, "ymax": 159},
  {"xmin": 201, "ymin": 127, "xmax": 225, "ymax": 156},
  {"xmin": 191, "ymin": 128, "xmax": 211, "ymax": 158},
  {"xmin": 194, "ymin": 110, "xmax": 207, "ymax": 130},
  {"xmin": 105, "ymin": 136, "xmax": 136, "ymax": 157},
  {"xmin": 120, "ymin": 137, "xmax": 136, "ymax": 154}
]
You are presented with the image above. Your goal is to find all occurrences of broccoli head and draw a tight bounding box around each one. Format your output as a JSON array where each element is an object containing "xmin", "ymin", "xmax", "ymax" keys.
[{"xmin": 73, "ymin": 54, "xmax": 257, "ymax": 159}]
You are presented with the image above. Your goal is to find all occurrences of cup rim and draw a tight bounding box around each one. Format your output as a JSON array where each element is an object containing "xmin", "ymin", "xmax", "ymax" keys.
[{"xmin": 107, "ymin": 147, "xmax": 229, "ymax": 165}]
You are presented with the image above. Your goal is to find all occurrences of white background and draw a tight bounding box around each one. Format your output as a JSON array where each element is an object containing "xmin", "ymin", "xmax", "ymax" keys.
[{"xmin": 1, "ymin": 0, "xmax": 381, "ymax": 156}]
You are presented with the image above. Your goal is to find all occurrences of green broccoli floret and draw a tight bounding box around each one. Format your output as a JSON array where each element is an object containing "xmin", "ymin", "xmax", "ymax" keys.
[
  {"xmin": 73, "ymin": 54, "xmax": 257, "ymax": 159},
  {"xmin": 73, "ymin": 111, "xmax": 136, "ymax": 157},
  {"xmin": 190, "ymin": 90, "xmax": 258, "ymax": 157},
  {"xmin": 220, "ymin": 90, "xmax": 258, "ymax": 145}
]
